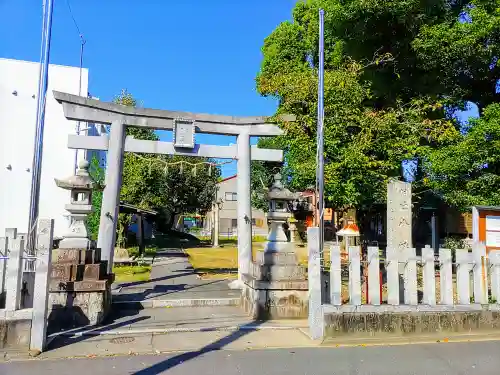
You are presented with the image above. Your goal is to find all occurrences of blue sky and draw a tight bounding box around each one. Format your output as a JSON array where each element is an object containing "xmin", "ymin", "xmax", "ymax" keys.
[
  {"xmin": 0, "ymin": 1, "xmax": 480, "ymax": 179},
  {"xmin": 0, "ymin": 0, "xmax": 295, "ymax": 176}
]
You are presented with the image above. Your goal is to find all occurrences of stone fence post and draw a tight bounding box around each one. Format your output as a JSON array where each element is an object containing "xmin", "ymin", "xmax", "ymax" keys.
[
  {"xmin": 30, "ymin": 219, "xmax": 54, "ymax": 353},
  {"xmin": 0, "ymin": 236, "xmax": 7, "ymax": 300},
  {"xmin": 5, "ymin": 230, "xmax": 23, "ymax": 312},
  {"xmin": 472, "ymin": 242, "xmax": 488, "ymax": 304}
]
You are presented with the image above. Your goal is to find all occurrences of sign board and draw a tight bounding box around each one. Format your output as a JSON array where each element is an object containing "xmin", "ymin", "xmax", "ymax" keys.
[
  {"xmin": 486, "ymin": 216, "xmax": 500, "ymax": 231},
  {"xmin": 173, "ymin": 118, "xmax": 195, "ymax": 149},
  {"xmin": 486, "ymin": 231, "xmax": 500, "ymax": 248},
  {"xmin": 473, "ymin": 207, "xmax": 500, "ymax": 252}
]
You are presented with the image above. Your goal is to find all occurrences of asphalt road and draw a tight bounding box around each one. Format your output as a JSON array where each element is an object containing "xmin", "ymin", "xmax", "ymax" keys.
[{"xmin": 2, "ymin": 340, "xmax": 500, "ymax": 375}]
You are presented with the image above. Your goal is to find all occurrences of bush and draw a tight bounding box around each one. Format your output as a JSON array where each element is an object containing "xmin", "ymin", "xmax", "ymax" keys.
[{"xmin": 443, "ymin": 236, "xmax": 470, "ymax": 250}]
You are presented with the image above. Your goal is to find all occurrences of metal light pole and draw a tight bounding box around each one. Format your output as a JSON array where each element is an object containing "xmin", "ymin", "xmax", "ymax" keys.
[
  {"xmin": 27, "ymin": 0, "xmax": 55, "ymax": 252},
  {"xmin": 316, "ymin": 9, "xmax": 325, "ymax": 252},
  {"xmin": 73, "ymin": 37, "xmax": 86, "ymax": 174}
]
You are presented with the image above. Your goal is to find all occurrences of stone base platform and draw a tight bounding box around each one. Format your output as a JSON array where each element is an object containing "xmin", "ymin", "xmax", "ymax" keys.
[
  {"xmin": 0, "ymin": 318, "xmax": 31, "ymax": 349},
  {"xmin": 48, "ymin": 248, "xmax": 113, "ymax": 332},
  {"xmin": 323, "ymin": 305, "xmax": 500, "ymax": 338},
  {"xmin": 241, "ymin": 251, "xmax": 308, "ymax": 320}
]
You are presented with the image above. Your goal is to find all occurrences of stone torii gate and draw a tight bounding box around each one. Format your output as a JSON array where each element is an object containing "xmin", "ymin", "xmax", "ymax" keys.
[{"xmin": 53, "ymin": 91, "xmax": 289, "ymax": 286}]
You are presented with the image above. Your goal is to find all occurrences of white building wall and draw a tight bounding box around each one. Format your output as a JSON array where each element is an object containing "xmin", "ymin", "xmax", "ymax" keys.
[{"xmin": 0, "ymin": 58, "xmax": 103, "ymax": 238}]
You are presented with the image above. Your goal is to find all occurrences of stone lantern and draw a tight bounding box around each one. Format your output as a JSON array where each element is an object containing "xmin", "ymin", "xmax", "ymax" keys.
[
  {"xmin": 241, "ymin": 173, "xmax": 308, "ymax": 320},
  {"xmin": 49, "ymin": 159, "xmax": 111, "ymax": 331},
  {"xmin": 54, "ymin": 159, "xmax": 95, "ymax": 249},
  {"xmin": 264, "ymin": 173, "xmax": 299, "ymax": 253}
]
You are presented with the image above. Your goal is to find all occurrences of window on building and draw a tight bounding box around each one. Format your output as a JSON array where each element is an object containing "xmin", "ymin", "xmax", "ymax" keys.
[
  {"xmin": 225, "ymin": 192, "xmax": 237, "ymax": 201},
  {"xmin": 251, "ymin": 218, "xmax": 256, "ymax": 226},
  {"xmin": 231, "ymin": 219, "xmax": 238, "ymax": 228}
]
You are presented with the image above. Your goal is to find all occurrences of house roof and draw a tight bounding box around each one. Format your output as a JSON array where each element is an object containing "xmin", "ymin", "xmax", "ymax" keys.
[
  {"xmin": 119, "ymin": 201, "xmax": 157, "ymax": 216},
  {"xmin": 219, "ymin": 175, "xmax": 237, "ymax": 184}
]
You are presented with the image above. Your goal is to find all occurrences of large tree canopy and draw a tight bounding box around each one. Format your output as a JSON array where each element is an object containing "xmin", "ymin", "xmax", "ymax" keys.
[
  {"xmin": 256, "ymin": 0, "xmax": 500, "ymax": 211},
  {"xmin": 273, "ymin": 0, "xmax": 500, "ymax": 110},
  {"xmin": 425, "ymin": 104, "xmax": 500, "ymax": 210},
  {"xmin": 256, "ymin": 1, "xmax": 457, "ymax": 209}
]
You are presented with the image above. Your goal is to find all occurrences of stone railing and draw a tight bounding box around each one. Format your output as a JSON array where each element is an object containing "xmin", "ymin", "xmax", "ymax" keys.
[
  {"xmin": 307, "ymin": 227, "xmax": 500, "ymax": 340},
  {"xmin": 0, "ymin": 229, "xmax": 27, "ymax": 311},
  {"xmin": 0, "ymin": 220, "xmax": 54, "ymax": 353},
  {"xmin": 326, "ymin": 244, "xmax": 494, "ymax": 307}
]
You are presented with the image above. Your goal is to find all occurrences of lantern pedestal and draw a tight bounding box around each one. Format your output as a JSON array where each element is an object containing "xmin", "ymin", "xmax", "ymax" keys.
[
  {"xmin": 264, "ymin": 211, "xmax": 293, "ymax": 253},
  {"xmin": 241, "ymin": 252, "xmax": 308, "ymax": 319}
]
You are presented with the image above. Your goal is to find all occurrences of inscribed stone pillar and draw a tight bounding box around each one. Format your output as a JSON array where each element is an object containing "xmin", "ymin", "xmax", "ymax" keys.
[{"xmin": 387, "ymin": 180, "xmax": 412, "ymax": 274}]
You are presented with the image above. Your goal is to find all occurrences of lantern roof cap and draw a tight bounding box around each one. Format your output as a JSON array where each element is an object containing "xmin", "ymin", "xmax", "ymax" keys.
[
  {"xmin": 54, "ymin": 160, "xmax": 96, "ymax": 190},
  {"xmin": 266, "ymin": 173, "xmax": 299, "ymax": 201}
]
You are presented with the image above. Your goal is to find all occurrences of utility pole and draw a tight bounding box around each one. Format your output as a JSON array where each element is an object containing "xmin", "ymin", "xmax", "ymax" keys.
[
  {"xmin": 27, "ymin": 0, "xmax": 55, "ymax": 252},
  {"xmin": 316, "ymin": 9, "xmax": 325, "ymax": 253}
]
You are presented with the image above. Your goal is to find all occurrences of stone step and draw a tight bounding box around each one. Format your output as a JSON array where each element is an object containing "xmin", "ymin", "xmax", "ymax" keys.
[
  {"xmin": 251, "ymin": 263, "xmax": 306, "ymax": 281},
  {"xmin": 111, "ymin": 297, "xmax": 240, "ymax": 309},
  {"xmin": 254, "ymin": 251, "xmax": 298, "ymax": 266}
]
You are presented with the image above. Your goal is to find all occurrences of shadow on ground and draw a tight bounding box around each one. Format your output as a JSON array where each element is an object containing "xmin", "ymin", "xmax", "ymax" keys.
[
  {"xmin": 46, "ymin": 305, "xmax": 151, "ymax": 352},
  {"xmin": 115, "ymin": 272, "xmax": 192, "ymax": 290},
  {"xmin": 130, "ymin": 320, "xmax": 265, "ymax": 375}
]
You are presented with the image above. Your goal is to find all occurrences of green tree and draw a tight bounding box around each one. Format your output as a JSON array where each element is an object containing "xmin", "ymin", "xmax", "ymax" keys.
[
  {"xmin": 250, "ymin": 137, "xmax": 283, "ymax": 212},
  {"xmin": 281, "ymin": 0, "xmax": 500, "ymax": 110},
  {"xmin": 425, "ymin": 104, "xmax": 500, "ymax": 210},
  {"xmin": 256, "ymin": 0, "xmax": 500, "ymax": 212},
  {"xmin": 114, "ymin": 90, "xmax": 220, "ymax": 239},
  {"xmin": 258, "ymin": 45, "xmax": 454, "ymax": 209},
  {"xmin": 87, "ymin": 155, "xmax": 105, "ymax": 240},
  {"xmin": 89, "ymin": 90, "xmax": 221, "ymax": 245}
]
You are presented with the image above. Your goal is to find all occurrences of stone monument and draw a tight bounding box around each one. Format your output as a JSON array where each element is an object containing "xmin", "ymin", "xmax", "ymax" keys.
[
  {"xmin": 48, "ymin": 160, "xmax": 112, "ymax": 330},
  {"xmin": 387, "ymin": 180, "xmax": 412, "ymax": 272},
  {"xmin": 241, "ymin": 174, "xmax": 308, "ymax": 319}
]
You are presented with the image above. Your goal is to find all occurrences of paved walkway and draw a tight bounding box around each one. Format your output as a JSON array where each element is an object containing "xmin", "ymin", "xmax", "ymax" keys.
[
  {"xmin": 42, "ymin": 325, "xmax": 313, "ymax": 360},
  {"xmin": 112, "ymin": 249, "xmax": 239, "ymax": 302},
  {"xmin": 47, "ymin": 303, "xmax": 307, "ymax": 336},
  {"xmin": 36, "ymin": 247, "xmax": 307, "ymax": 360}
]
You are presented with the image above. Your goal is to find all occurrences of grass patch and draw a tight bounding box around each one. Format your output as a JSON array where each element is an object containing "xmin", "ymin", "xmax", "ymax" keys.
[
  {"xmin": 185, "ymin": 243, "xmax": 268, "ymax": 279},
  {"xmin": 127, "ymin": 245, "xmax": 158, "ymax": 258},
  {"xmin": 196, "ymin": 236, "xmax": 268, "ymax": 244},
  {"xmin": 113, "ymin": 265, "xmax": 151, "ymax": 283}
]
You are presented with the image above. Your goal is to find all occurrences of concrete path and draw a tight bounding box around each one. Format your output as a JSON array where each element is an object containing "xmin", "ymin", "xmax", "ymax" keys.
[
  {"xmin": 4, "ymin": 341, "xmax": 500, "ymax": 374},
  {"xmin": 41, "ymin": 325, "xmax": 313, "ymax": 360},
  {"xmin": 112, "ymin": 249, "xmax": 239, "ymax": 303},
  {"xmin": 47, "ymin": 306, "xmax": 306, "ymax": 337}
]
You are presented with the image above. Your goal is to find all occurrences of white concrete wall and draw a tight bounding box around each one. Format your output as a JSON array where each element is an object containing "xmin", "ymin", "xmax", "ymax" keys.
[{"xmin": 0, "ymin": 58, "xmax": 102, "ymax": 238}]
